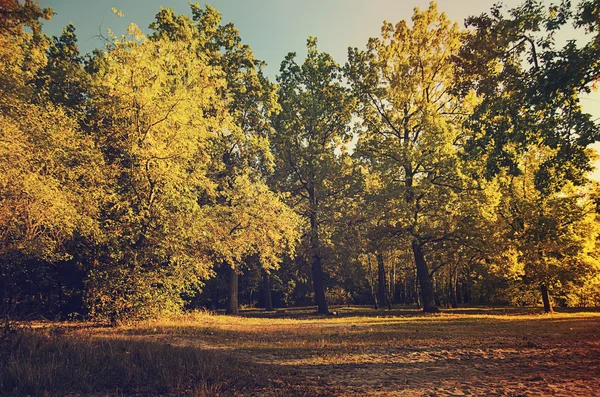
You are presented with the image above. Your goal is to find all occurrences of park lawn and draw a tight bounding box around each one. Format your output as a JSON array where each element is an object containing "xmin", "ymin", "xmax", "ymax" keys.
[{"xmin": 2, "ymin": 306, "xmax": 600, "ymax": 396}]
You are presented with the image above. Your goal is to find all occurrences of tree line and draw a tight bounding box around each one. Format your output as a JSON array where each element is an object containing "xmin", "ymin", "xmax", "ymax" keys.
[{"xmin": 1, "ymin": 0, "xmax": 600, "ymax": 322}]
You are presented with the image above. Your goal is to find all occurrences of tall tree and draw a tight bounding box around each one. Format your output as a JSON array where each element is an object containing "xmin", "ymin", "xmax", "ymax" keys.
[
  {"xmin": 272, "ymin": 38, "xmax": 356, "ymax": 314},
  {"xmin": 149, "ymin": 5, "xmax": 290, "ymax": 315},
  {"xmin": 346, "ymin": 2, "xmax": 475, "ymax": 312},
  {"xmin": 85, "ymin": 30, "xmax": 233, "ymax": 320}
]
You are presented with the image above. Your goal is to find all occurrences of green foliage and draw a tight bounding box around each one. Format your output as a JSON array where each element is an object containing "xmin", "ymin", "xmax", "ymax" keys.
[
  {"xmin": 35, "ymin": 23, "xmax": 90, "ymax": 114},
  {"xmin": 497, "ymin": 151, "xmax": 600, "ymax": 303},
  {"xmin": 455, "ymin": 0, "xmax": 600, "ymax": 192},
  {"xmin": 2, "ymin": 0, "xmax": 600, "ymax": 320},
  {"xmin": 272, "ymin": 37, "xmax": 357, "ymax": 313},
  {"xmin": 346, "ymin": 2, "xmax": 481, "ymax": 311},
  {"xmin": 0, "ymin": 2, "xmax": 103, "ymax": 313}
]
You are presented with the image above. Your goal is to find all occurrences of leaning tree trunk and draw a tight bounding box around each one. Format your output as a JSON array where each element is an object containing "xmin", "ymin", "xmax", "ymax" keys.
[
  {"xmin": 226, "ymin": 265, "xmax": 239, "ymax": 315},
  {"xmin": 412, "ymin": 240, "xmax": 439, "ymax": 313},
  {"xmin": 540, "ymin": 284, "xmax": 553, "ymax": 313},
  {"xmin": 377, "ymin": 253, "xmax": 390, "ymax": 310},
  {"xmin": 262, "ymin": 270, "xmax": 274, "ymax": 311}
]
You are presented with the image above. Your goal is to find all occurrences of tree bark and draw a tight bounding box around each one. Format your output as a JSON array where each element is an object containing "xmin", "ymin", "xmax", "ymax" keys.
[
  {"xmin": 390, "ymin": 260, "xmax": 396, "ymax": 305},
  {"xmin": 450, "ymin": 273, "xmax": 458, "ymax": 308},
  {"xmin": 377, "ymin": 253, "xmax": 389, "ymax": 310},
  {"xmin": 308, "ymin": 190, "xmax": 329, "ymax": 314},
  {"xmin": 367, "ymin": 255, "xmax": 378, "ymax": 309},
  {"xmin": 262, "ymin": 270, "xmax": 274, "ymax": 311},
  {"xmin": 312, "ymin": 253, "xmax": 329, "ymax": 314},
  {"xmin": 412, "ymin": 240, "xmax": 439, "ymax": 313},
  {"xmin": 226, "ymin": 265, "xmax": 239, "ymax": 315},
  {"xmin": 540, "ymin": 284, "xmax": 553, "ymax": 313}
]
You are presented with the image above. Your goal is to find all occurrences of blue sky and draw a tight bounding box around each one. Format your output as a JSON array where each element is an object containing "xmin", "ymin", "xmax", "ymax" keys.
[{"xmin": 39, "ymin": 0, "xmax": 530, "ymax": 79}]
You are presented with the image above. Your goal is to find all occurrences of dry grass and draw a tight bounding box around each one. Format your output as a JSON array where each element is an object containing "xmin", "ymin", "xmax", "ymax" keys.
[
  {"xmin": 0, "ymin": 321, "xmax": 277, "ymax": 396},
  {"xmin": 2, "ymin": 306, "xmax": 600, "ymax": 396}
]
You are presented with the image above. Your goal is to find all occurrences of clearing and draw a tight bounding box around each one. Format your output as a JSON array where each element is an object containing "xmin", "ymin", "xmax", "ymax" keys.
[{"xmin": 3, "ymin": 307, "xmax": 600, "ymax": 396}]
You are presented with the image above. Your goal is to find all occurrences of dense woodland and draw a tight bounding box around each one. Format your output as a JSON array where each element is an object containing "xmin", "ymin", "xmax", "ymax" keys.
[{"xmin": 2, "ymin": 0, "xmax": 600, "ymax": 323}]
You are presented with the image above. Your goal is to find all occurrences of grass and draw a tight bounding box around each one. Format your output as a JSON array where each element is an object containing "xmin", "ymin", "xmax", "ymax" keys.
[
  {"xmin": 0, "ymin": 324, "xmax": 271, "ymax": 396},
  {"xmin": 2, "ymin": 306, "xmax": 600, "ymax": 396}
]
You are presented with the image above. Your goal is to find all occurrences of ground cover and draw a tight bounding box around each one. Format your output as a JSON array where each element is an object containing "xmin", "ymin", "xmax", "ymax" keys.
[{"xmin": 2, "ymin": 306, "xmax": 599, "ymax": 396}]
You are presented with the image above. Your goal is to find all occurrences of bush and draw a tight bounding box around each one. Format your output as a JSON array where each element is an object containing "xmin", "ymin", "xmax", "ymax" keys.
[{"xmin": 326, "ymin": 286, "xmax": 352, "ymax": 306}]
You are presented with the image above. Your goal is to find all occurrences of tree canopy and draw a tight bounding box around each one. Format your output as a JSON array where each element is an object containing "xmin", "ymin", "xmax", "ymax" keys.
[{"xmin": 1, "ymin": 0, "xmax": 599, "ymax": 320}]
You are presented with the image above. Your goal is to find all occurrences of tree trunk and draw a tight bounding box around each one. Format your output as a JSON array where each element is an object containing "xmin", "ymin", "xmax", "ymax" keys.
[
  {"xmin": 445, "ymin": 277, "xmax": 451, "ymax": 309},
  {"xmin": 540, "ymin": 284, "xmax": 553, "ymax": 313},
  {"xmin": 308, "ymin": 194, "xmax": 329, "ymax": 314},
  {"xmin": 390, "ymin": 260, "xmax": 396, "ymax": 305},
  {"xmin": 412, "ymin": 240, "xmax": 439, "ymax": 313},
  {"xmin": 226, "ymin": 265, "xmax": 239, "ymax": 315},
  {"xmin": 377, "ymin": 253, "xmax": 389, "ymax": 310},
  {"xmin": 414, "ymin": 268, "xmax": 421, "ymax": 309},
  {"xmin": 262, "ymin": 270, "xmax": 274, "ymax": 311},
  {"xmin": 367, "ymin": 255, "xmax": 378, "ymax": 309},
  {"xmin": 450, "ymin": 273, "xmax": 458, "ymax": 308},
  {"xmin": 312, "ymin": 253, "xmax": 329, "ymax": 314}
]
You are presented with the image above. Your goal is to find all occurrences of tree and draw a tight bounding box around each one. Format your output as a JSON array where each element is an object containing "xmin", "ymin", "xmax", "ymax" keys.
[
  {"xmin": 272, "ymin": 37, "xmax": 356, "ymax": 314},
  {"xmin": 495, "ymin": 151, "xmax": 600, "ymax": 313},
  {"xmin": 455, "ymin": 0, "xmax": 600, "ymax": 193},
  {"xmin": 346, "ymin": 2, "xmax": 476, "ymax": 312},
  {"xmin": 84, "ymin": 27, "xmax": 238, "ymax": 320},
  {"xmin": 0, "ymin": 1, "xmax": 103, "ymax": 314},
  {"xmin": 34, "ymin": 23, "xmax": 90, "ymax": 115},
  {"xmin": 149, "ymin": 5, "xmax": 293, "ymax": 315}
]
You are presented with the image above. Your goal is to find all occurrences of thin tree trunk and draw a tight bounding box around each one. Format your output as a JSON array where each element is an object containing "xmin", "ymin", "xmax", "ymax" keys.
[
  {"xmin": 262, "ymin": 270, "xmax": 274, "ymax": 311},
  {"xmin": 541, "ymin": 284, "xmax": 553, "ymax": 313},
  {"xmin": 390, "ymin": 260, "xmax": 396, "ymax": 305},
  {"xmin": 368, "ymin": 255, "xmax": 378, "ymax": 309},
  {"xmin": 404, "ymin": 274, "xmax": 409, "ymax": 305},
  {"xmin": 377, "ymin": 253, "xmax": 389, "ymax": 310},
  {"xmin": 412, "ymin": 240, "xmax": 439, "ymax": 313},
  {"xmin": 450, "ymin": 272, "xmax": 458, "ymax": 308},
  {"xmin": 226, "ymin": 265, "xmax": 239, "ymax": 315},
  {"xmin": 446, "ymin": 276, "xmax": 452, "ymax": 309}
]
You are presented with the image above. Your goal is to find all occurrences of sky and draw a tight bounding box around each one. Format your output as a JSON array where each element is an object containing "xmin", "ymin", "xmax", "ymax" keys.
[
  {"xmin": 38, "ymin": 0, "xmax": 600, "ymax": 177},
  {"xmin": 39, "ymin": 0, "xmax": 532, "ymax": 78}
]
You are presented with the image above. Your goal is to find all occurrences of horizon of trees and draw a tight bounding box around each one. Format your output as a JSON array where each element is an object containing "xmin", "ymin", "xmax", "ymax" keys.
[{"xmin": 1, "ymin": 0, "xmax": 600, "ymax": 322}]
